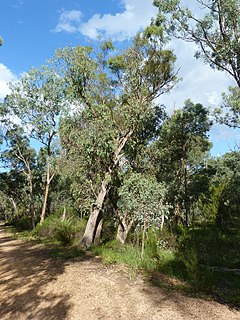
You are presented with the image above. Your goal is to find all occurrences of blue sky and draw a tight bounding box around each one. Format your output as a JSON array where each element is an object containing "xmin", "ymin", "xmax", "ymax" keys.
[{"xmin": 0, "ymin": 0, "xmax": 239, "ymax": 156}]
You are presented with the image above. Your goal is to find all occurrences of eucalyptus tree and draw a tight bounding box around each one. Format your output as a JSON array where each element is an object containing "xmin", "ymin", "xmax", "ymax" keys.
[
  {"xmin": 215, "ymin": 86, "xmax": 240, "ymax": 130},
  {"xmin": 0, "ymin": 125, "xmax": 37, "ymax": 227},
  {"xmin": 3, "ymin": 65, "xmax": 66, "ymax": 224},
  {"xmin": 0, "ymin": 170, "xmax": 26, "ymax": 219},
  {"xmin": 151, "ymin": 100, "xmax": 212, "ymax": 226},
  {"xmin": 211, "ymin": 151, "xmax": 240, "ymax": 227},
  {"xmin": 59, "ymin": 31, "xmax": 178, "ymax": 247},
  {"xmin": 153, "ymin": 0, "xmax": 240, "ymax": 86},
  {"xmin": 153, "ymin": 0, "xmax": 240, "ymax": 135},
  {"xmin": 117, "ymin": 172, "xmax": 170, "ymax": 250}
]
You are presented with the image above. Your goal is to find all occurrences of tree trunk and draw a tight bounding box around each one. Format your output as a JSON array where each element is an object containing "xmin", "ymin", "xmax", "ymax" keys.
[
  {"xmin": 40, "ymin": 181, "xmax": 50, "ymax": 225},
  {"xmin": 81, "ymin": 177, "xmax": 109, "ymax": 248},
  {"xmin": 10, "ymin": 198, "xmax": 17, "ymax": 214},
  {"xmin": 61, "ymin": 206, "xmax": 66, "ymax": 221},
  {"xmin": 116, "ymin": 216, "xmax": 134, "ymax": 245},
  {"xmin": 28, "ymin": 171, "xmax": 36, "ymax": 229},
  {"xmin": 141, "ymin": 217, "xmax": 147, "ymax": 259},
  {"xmin": 80, "ymin": 129, "xmax": 134, "ymax": 248},
  {"xmin": 94, "ymin": 215, "xmax": 103, "ymax": 245},
  {"xmin": 160, "ymin": 212, "xmax": 165, "ymax": 232},
  {"xmin": 40, "ymin": 155, "xmax": 54, "ymax": 225}
]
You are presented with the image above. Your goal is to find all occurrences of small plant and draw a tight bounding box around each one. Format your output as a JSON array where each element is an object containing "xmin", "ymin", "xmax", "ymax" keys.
[
  {"xmin": 55, "ymin": 219, "xmax": 77, "ymax": 246},
  {"xmin": 33, "ymin": 214, "xmax": 86, "ymax": 246}
]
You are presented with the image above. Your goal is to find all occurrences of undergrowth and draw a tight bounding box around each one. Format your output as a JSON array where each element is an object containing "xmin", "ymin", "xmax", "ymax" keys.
[{"xmin": 92, "ymin": 225, "xmax": 240, "ymax": 309}]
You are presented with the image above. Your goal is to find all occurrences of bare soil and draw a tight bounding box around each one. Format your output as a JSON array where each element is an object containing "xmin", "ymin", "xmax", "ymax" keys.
[{"xmin": 1, "ymin": 223, "xmax": 240, "ymax": 320}]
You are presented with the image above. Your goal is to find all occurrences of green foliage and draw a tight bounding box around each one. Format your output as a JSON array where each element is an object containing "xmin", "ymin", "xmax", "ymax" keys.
[
  {"xmin": 33, "ymin": 215, "xmax": 61, "ymax": 239},
  {"xmin": 215, "ymin": 86, "xmax": 240, "ymax": 129},
  {"xmin": 118, "ymin": 172, "xmax": 169, "ymax": 228},
  {"xmin": 33, "ymin": 215, "xmax": 86, "ymax": 245},
  {"xmin": 92, "ymin": 240, "xmax": 159, "ymax": 271},
  {"xmin": 55, "ymin": 219, "xmax": 78, "ymax": 246},
  {"xmin": 153, "ymin": 0, "xmax": 240, "ymax": 86},
  {"xmin": 7, "ymin": 215, "xmax": 33, "ymax": 231},
  {"xmin": 150, "ymin": 100, "xmax": 212, "ymax": 226}
]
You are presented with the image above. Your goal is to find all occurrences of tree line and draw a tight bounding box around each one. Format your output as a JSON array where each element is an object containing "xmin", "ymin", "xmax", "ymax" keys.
[{"xmin": 0, "ymin": 0, "xmax": 239, "ymax": 252}]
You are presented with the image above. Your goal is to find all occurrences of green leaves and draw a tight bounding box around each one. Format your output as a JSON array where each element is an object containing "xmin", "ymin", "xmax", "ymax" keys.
[
  {"xmin": 215, "ymin": 86, "xmax": 240, "ymax": 128},
  {"xmin": 118, "ymin": 172, "xmax": 169, "ymax": 227},
  {"xmin": 153, "ymin": 0, "xmax": 240, "ymax": 86}
]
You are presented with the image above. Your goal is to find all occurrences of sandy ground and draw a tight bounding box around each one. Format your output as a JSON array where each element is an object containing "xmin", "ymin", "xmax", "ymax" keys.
[{"xmin": 0, "ymin": 223, "xmax": 240, "ymax": 320}]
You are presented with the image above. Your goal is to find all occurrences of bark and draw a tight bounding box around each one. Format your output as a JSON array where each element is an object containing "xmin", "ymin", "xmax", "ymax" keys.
[
  {"xmin": 141, "ymin": 217, "xmax": 147, "ymax": 259},
  {"xmin": 40, "ymin": 182, "xmax": 50, "ymax": 225},
  {"xmin": 80, "ymin": 177, "xmax": 109, "ymax": 248},
  {"xmin": 29, "ymin": 171, "xmax": 36, "ymax": 229},
  {"xmin": 160, "ymin": 213, "xmax": 165, "ymax": 232},
  {"xmin": 116, "ymin": 216, "xmax": 134, "ymax": 245},
  {"xmin": 10, "ymin": 198, "xmax": 17, "ymax": 214},
  {"xmin": 40, "ymin": 156, "xmax": 54, "ymax": 225},
  {"xmin": 94, "ymin": 215, "xmax": 103, "ymax": 245},
  {"xmin": 61, "ymin": 206, "xmax": 66, "ymax": 222},
  {"xmin": 14, "ymin": 148, "xmax": 36, "ymax": 228},
  {"xmin": 81, "ymin": 129, "xmax": 134, "ymax": 248}
]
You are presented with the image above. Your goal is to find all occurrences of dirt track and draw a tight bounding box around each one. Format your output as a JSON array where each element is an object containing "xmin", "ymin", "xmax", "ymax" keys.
[{"xmin": 0, "ymin": 224, "xmax": 240, "ymax": 320}]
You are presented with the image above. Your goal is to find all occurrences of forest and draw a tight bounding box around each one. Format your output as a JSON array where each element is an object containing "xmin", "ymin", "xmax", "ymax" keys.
[{"xmin": 0, "ymin": 0, "xmax": 240, "ymax": 307}]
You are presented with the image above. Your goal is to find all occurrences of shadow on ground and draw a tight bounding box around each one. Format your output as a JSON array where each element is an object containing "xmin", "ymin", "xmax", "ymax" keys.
[{"xmin": 0, "ymin": 225, "xmax": 89, "ymax": 320}]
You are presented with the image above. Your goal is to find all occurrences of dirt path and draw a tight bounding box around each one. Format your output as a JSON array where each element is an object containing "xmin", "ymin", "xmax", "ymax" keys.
[{"xmin": 0, "ymin": 224, "xmax": 240, "ymax": 320}]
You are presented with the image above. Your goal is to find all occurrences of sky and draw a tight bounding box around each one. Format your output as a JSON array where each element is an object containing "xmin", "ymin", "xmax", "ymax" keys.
[{"xmin": 0, "ymin": 0, "xmax": 239, "ymax": 156}]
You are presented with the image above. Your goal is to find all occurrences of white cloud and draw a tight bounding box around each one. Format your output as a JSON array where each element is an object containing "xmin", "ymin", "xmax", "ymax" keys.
[
  {"xmin": 157, "ymin": 40, "xmax": 237, "ymax": 155},
  {"xmin": 159, "ymin": 41, "xmax": 234, "ymax": 113},
  {"xmin": 80, "ymin": 0, "xmax": 157, "ymax": 40},
  {"xmin": 0, "ymin": 64, "xmax": 17, "ymax": 101},
  {"xmin": 53, "ymin": 0, "xmax": 157, "ymax": 41},
  {"xmin": 53, "ymin": 10, "xmax": 82, "ymax": 33}
]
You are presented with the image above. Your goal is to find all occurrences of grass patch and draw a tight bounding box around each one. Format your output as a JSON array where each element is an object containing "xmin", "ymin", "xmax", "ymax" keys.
[
  {"xmin": 6, "ymin": 215, "xmax": 88, "ymax": 260},
  {"xmin": 32, "ymin": 215, "xmax": 86, "ymax": 246},
  {"xmin": 91, "ymin": 225, "xmax": 240, "ymax": 309}
]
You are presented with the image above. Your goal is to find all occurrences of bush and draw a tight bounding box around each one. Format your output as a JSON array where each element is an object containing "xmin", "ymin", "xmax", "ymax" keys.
[
  {"xmin": 8, "ymin": 215, "xmax": 33, "ymax": 231},
  {"xmin": 55, "ymin": 219, "xmax": 78, "ymax": 246},
  {"xmin": 33, "ymin": 215, "xmax": 86, "ymax": 245},
  {"xmin": 33, "ymin": 215, "xmax": 60, "ymax": 239}
]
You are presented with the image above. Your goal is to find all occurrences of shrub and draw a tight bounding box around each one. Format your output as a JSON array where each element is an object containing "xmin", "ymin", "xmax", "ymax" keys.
[
  {"xmin": 55, "ymin": 219, "xmax": 78, "ymax": 246},
  {"xmin": 33, "ymin": 215, "xmax": 86, "ymax": 245},
  {"xmin": 33, "ymin": 215, "xmax": 60, "ymax": 239},
  {"xmin": 8, "ymin": 215, "xmax": 32, "ymax": 231}
]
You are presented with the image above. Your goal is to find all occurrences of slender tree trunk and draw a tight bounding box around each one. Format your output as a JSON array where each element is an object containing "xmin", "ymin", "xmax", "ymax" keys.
[
  {"xmin": 61, "ymin": 206, "xmax": 66, "ymax": 221},
  {"xmin": 141, "ymin": 217, "xmax": 147, "ymax": 259},
  {"xmin": 10, "ymin": 198, "xmax": 17, "ymax": 214},
  {"xmin": 40, "ymin": 156, "xmax": 54, "ymax": 225},
  {"xmin": 40, "ymin": 182, "xmax": 50, "ymax": 225},
  {"xmin": 184, "ymin": 163, "xmax": 189, "ymax": 227},
  {"xmin": 28, "ymin": 171, "xmax": 36, "ymax": 229},
  {"xmin": 81, "ymin": 129, "xmax": 134, "ymax": 248},
  {"xmin": 14, "ymin": 150, "xmax": 36, "ymax": 229},
  {"xmin": 160, "ymin": 212, "xmax": 165, "ymax": 232}
]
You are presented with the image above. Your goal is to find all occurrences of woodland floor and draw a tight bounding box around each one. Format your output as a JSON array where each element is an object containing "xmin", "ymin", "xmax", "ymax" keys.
[{"xmin": 0, "ymin": 223, "xmax": 240, "ymax": 320}]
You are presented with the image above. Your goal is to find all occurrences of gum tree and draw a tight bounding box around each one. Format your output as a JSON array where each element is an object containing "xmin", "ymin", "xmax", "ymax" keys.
[
  {"xmin": 0, "ymin": 125, "xmax": 37, "ymax": 228},
  {"xmin": 59, "ymin": 31, "xmax": 178, "ymax": 248},
  {"xmin": 3, "ymin": 65, "xmax": 66, "ymax": 224},
  {"xmin": 153, "ymin": 0, "xmax": 240, "ymax": 131},
  {"xmin": 117, "ymin": 172, "xmax": 170, "ymax": 250},
  {"xmin": 153, "ymin": 0, "xmax": 240, "ymax": 85},
  {"xmin": 150, "ymin": 100, "xmax": 212, "ymax": 226}
]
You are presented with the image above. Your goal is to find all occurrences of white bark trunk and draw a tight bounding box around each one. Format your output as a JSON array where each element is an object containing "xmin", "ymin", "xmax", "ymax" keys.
[{"xmin": 81, "ymin": 129, "xmax": 134, "ymax": 248}]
